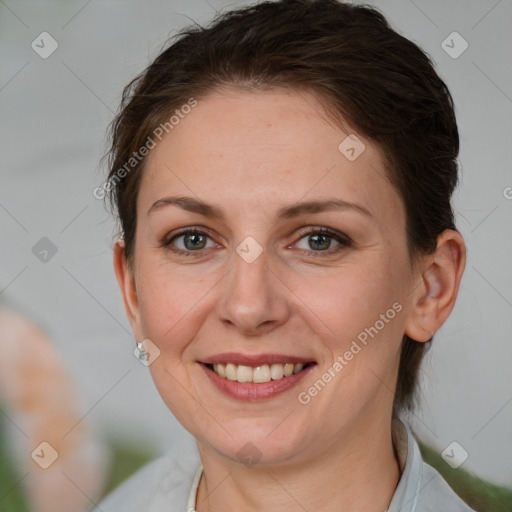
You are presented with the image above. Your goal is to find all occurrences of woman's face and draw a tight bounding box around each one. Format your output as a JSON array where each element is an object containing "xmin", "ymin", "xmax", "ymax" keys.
[{"xmin": 119, "ymin": 89, "xmax": 422, "ymax": 466}]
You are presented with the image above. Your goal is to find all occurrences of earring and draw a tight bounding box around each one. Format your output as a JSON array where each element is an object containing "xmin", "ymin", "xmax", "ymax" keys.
[
  {"xmin": 133, "ymin": 338, "xmax": 160, "ymax": 366},
  {"xmin": 134, "ymin": 340, "xmax": 151, "ymax": 366}
]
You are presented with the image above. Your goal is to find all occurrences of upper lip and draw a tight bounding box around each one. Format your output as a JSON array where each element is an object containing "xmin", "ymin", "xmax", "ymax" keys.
[{"xmin": 200, "ymin": 352, "xmax": 315, "ymax": 367}]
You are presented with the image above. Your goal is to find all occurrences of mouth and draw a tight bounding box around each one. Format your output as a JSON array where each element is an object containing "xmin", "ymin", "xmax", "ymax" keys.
[
  {"xmin": 204, "ymin": 362, "xmax": 314, "ymax": 384},
  {"xmin": 198, "ymin": 353, "xmax": 316, "ymax": 401}
]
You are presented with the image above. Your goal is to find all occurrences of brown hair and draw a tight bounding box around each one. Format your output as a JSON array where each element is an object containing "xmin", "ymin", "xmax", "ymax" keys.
[{"xmin": 104, "ymin": 0, "xmax": 460, "ymax": 415}]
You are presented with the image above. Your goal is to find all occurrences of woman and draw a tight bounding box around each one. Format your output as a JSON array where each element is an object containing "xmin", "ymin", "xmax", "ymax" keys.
[{"xmin": 98, "ymin": 0, "xmax": 472, "ymax": 510}]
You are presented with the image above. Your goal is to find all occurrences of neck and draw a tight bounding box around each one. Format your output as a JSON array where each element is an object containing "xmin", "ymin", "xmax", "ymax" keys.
[{"xmin": 195, "ymin": 415, "xmax": 400, "ymax": 512}]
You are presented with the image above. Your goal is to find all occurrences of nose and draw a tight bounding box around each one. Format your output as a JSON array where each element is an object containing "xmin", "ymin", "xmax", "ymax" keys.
[{"xmin": 216, "ymin": 247, "xmax": 290, "ymax": 337}]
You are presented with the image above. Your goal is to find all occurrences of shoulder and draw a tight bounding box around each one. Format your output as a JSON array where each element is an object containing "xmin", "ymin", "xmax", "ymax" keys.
[{"xmin": 97, "ymin": 443, "xmax": 200, "ymax": 512}]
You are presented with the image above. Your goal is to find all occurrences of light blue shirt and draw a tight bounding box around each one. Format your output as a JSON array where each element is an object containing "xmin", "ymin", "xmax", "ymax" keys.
[{"xmin": 97, "ymin": 419, "xmax": 475, "ymax": 511}]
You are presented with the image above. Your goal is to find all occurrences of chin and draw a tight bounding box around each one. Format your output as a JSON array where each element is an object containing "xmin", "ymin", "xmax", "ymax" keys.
[{"xmin": 201, "ymin": 420, "xmax": 312, "ymax": 468}]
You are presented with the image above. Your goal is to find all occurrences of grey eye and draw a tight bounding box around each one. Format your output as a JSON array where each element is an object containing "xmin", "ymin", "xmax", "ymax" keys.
[
  {"xmin": 296, "ymin": 232, "xmax": 341, "ymax": 252},
  {"xmin": 171, "ymin": 231, "xmax": 214, "ymax": 251}
]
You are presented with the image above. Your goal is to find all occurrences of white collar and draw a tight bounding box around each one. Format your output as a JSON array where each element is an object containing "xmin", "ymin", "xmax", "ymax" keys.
[{"xmin": 186, "ymin": 464, "xmax": 204, "ymax": 512}]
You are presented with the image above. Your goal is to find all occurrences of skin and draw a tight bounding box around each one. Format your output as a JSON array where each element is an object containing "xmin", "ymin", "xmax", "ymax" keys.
[{"xmin": 113, "ymin": 88, "xmax": 466, "ymax": 512}]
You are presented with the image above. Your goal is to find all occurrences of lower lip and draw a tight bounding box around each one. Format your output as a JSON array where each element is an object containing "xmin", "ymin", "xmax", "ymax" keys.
[{"xmin": 200, "ymin": 363, "xmax": 315, "ymax": 402}]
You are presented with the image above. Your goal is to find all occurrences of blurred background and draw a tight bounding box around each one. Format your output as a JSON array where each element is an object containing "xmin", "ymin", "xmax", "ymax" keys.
[{"xmin": 0, "ymin": 1, "xmax": 511, "ymax": 511}]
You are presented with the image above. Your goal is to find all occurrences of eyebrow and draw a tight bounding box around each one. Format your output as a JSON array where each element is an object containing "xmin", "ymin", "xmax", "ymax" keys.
[{"xmin": 147, "ymin": 195, "xmax": 373, "ymax": 220}]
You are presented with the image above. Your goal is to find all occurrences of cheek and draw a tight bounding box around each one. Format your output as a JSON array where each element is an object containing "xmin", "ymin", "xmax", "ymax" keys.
[
  {"xmin": 136, "ymin": 263, "xmax": 211, "ymax": 352},
  {"xmin": 289, "ymin": 259, "xmax": 401, "ymax": 342}
]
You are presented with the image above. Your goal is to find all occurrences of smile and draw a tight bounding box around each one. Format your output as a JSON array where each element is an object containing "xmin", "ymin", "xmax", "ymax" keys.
[
  {"xmin": 207, "ymin": 362, "xmax": 312, "ymax": 384},
  {"xmin": 199, "ymin": 354, "xmax": 316, "ymax": 401}
]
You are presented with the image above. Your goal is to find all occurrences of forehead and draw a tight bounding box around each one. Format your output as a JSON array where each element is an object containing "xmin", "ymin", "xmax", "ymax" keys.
[{"xmin": 138, "ymin": 89, "xmax": 403, "ymax": 225}]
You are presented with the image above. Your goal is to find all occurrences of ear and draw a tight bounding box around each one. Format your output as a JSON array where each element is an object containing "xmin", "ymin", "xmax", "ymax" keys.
[
  {"xmin": 404, "ymin": 229, "xmax": 466, "ymax": 342},
  {"xmin": 113, "ymin": 239, "xmax": 143, "ymax": 342}
]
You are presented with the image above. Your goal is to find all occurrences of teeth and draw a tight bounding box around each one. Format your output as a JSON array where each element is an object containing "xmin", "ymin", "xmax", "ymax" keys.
[
  {"xmin": 237, "ymin": 365, "xmax": 253, "ymax": 383},
  {"xmin": 253, "ymin": 365, "xmax": 271, "ymax": 383},
  {"xmin": 270, "ymin": 363, "xmax": 283, "ymax": 380},
  {"xmin": 293, "ymin": 363, "xmax": 304, "ymax": 374},
  {"xmin": 216, "ymin": 363, "xmax": 226, "ymax": 378},
  {"xmin": 283, "ymin": 363, "xmax": 294, "ymax": 377},
  {"xmin": 210, "ymin": 362, "xmax": 308, "ymax": 383},
  {"xmin": 226, "ymin": 363, "xmax": 237, "ymax": 381}
]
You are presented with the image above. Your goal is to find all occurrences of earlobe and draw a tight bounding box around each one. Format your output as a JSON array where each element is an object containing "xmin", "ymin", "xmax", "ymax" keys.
[
  {"xmin": 404, "ymin": 229, "xmax": 466, "ymax": 343},
  {"xmin": 113, "ymin": 240, "xmax": 142, "ymax": 339}
]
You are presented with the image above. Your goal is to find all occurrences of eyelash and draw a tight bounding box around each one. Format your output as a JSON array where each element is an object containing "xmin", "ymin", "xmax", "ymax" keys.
[{"xmin": 162, "ymin": 227, "xmax": 352, "ymax": 258}]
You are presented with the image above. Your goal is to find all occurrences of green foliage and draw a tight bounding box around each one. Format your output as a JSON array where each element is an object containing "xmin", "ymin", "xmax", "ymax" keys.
[
  {"xmin": 0, "ymin": 412, "xmax": 30, "ymax": 512},
  {"xmin": 419, "ymin": 441, "xmax": 512, "ymax": 512}
]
